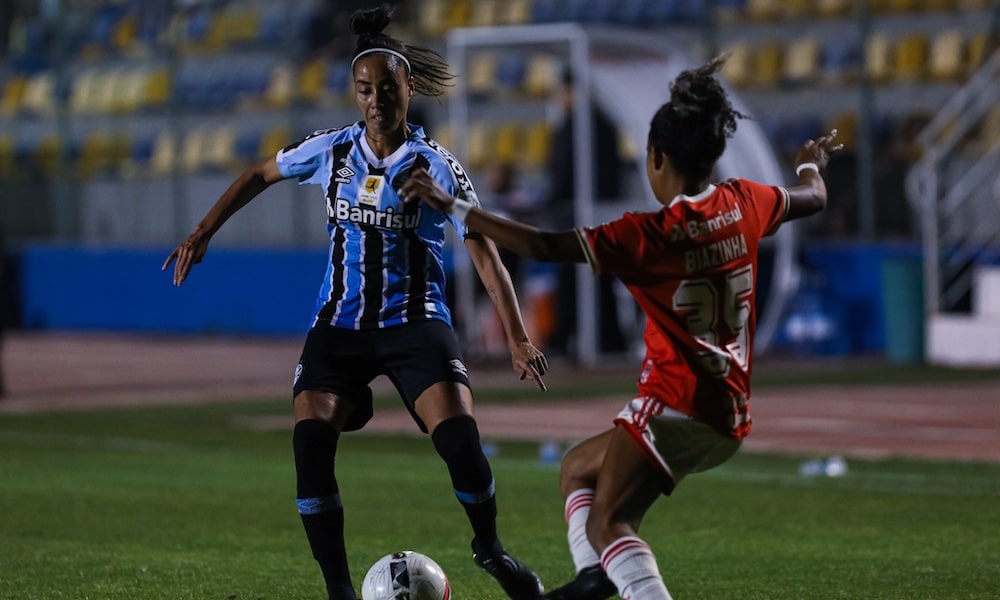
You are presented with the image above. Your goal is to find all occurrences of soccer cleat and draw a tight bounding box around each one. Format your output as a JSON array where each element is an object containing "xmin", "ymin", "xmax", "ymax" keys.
[
  {"xmin": 472, "ymin": 541, "xmax": 545, "ymax": 600},
  {"xmin": 543, "ymin": 565, "xmax": 617, "ymax": 600}
]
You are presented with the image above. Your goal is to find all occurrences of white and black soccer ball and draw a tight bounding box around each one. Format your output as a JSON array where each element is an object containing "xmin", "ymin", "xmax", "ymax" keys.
[{"xmin": 361, "ymin": 550, "xmax": 451, "ymax": 600}]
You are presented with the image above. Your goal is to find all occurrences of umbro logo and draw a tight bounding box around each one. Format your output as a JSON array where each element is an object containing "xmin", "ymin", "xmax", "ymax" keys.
[{"xmin": 335, "ymin": 166, "xmax": 355, "ymax": 184}]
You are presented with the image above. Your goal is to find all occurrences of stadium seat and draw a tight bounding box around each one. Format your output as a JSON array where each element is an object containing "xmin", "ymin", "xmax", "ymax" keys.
[
  {"xmin": 521, "ymin": 121, "xmax": 552, "ymax": 167},
  {"xmin": 928, "ymin": 30, "xmax": 966, "ymax": 81},
  {"xmin": 21, "ymin": 72, "xmax": 56, "ymax": 116},
  {"xmin": 467, "ymin": 121, "xmax": 493, "ymax": 169},
  {"xmin": 782, "ymin": 36, "xmax": 821, "ymax": 86},
  {"xmin": 259, "ymin": 125, "xmax": 291, "ymax": 159},
  {"xmin": 180, "ymin": 127, "xmax": 210, "ymax": 172},
  {"xmin": 498, "ymin": 0, "xmax": 532, "ymax": 25},
  {"xmin": 0, "ymin": 135, "xmax": 15, "ymax": 180},
  {"xmin": 298, "ymin": 59, "xmax": 326, "ymax": 105},
  {"xmin": 235, "ymin": 128, "xmax": 264, "ymax": 164},
  {"xmin": 470, "ymin": 0, "xmax": 500, "ymax": 26},
  {"xmin": 720, "ymin": 40, "xmax": 753, "ymax": 88},
  {"xmin": 814, "ymin": 0, "xmax": 852, "ymax": 18},
  {"xmin": 264, "ymin": 63, "xmax": 294, "ymax": 108},
  {"xmin": 418, "ymin": 0, "xmax": 449, "ymax": 36},
  {"xmin": 150, "ymin": 130, "xmax": 177, "ymax": 176},
  {"xmin": 143, "ymin": 67, "xmax": 171, "ymax": 111},
  {"xmin": 0, "ymin": 75, "xmax": 27, "ymax": 116},
  {"xmin": 201, "ymin": 125, "xmax": 239, "ymax": 172},
  {"xmin": 893, "ymin": 32, "xmax": 929, "ymax": 81},
  {"xmin": 826, "ymin": 111, "xmax": 859, "ymax": 151},
  {"xmin": 468, "ymin": 52, "xmax": 499, "ymax": 97},
  {"xmin": 111, "ymin": 12, "xmax": 138, "ymax": 52},
  {"xmin": 493, "ymin": 122, "xmax": 520, "ymax": 163},
  {"xmin": 965, "ymin": 31, "xmax": 989, "ymax": 75},
  {"xmin": 864, "ymin": 32, "xmax": 894, "ymax": 83},
  {"xmin": 745, "ymin": 0, "xmax": 782, "ymax": 21},
  {"xmin": 751, "ymin": 41, "xmax": 784, "ymax": 88},
  {"xmin": 522, "ymin": 54, "xmax": 560, "ymax": 98},
  {"xmin": 780, "ymin": 0, "xmax": 814, "ymax": 19},
  {"xmin": 70, "ymin": 70, "xmax": 103, "ymax": 115}
]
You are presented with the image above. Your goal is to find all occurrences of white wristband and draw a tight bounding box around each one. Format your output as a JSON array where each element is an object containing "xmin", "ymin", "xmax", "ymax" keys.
[
  {"xmin": 796, "ymin": 162, "xmax": 819, "ymax": 176},
  {"xmin": 452, "ymin": 198, "xmax": 474, "ymax": 221}
]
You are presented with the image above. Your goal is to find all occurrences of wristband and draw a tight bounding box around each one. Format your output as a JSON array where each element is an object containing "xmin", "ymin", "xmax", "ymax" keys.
[
  {"xmin": 796, "ymin": 162, "xmax": 819, "ymax": 176},
  {"xmin": 452, "ymin": 198, "xmax": 474, "ymax": 221}
]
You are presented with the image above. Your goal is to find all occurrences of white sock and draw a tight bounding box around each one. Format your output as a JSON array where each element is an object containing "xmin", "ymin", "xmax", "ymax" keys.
[
  {"xmin": 564, "ymin": 488, "xmax": 600, "ymax": 572},
  {"xmin": 601, "ymin": 536, "xmax": 673, "ymax": 600}
]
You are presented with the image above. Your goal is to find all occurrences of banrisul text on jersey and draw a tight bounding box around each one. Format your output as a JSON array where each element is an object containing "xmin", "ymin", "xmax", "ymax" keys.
[{"xmin": 276, "ymin": 122, "xmax": 479, "ymax": 331}]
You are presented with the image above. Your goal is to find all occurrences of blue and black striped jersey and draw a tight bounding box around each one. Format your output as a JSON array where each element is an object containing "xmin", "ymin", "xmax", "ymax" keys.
[{"xmin": 276, "ymin": 122, "xmax": 479, "ymax": 330}]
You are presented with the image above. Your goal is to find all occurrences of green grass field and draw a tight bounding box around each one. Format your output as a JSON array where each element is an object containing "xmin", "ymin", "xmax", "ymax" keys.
[{"xmin": 1, "ymin": 386, "xmax": 999, "ymax": 600}]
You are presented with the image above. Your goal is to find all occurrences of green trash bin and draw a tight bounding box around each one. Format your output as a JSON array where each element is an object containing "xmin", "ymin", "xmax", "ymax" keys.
[{"xmin": 881, "ymin": 258, "xmax": 925, "ymax": 364}]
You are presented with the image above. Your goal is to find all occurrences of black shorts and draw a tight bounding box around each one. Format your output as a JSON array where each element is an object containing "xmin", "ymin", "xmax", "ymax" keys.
[{"xmin": 292, "ymin": 319, "xmax": 472, "ymax": 432}]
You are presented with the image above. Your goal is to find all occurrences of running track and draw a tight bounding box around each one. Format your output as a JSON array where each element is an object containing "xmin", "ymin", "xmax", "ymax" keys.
[{"xmin": 2, "ymin": 333, "xmax": 998, "ymax": 463}]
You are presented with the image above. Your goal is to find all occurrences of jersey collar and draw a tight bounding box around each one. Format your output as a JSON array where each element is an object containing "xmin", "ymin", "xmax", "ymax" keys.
[
  {"xmin": 359, "ymin": 124, "xmax": 424, "ymax": 169},
  {"xmin": 668, "ymin": 184, "xmax": 717, "ymax": 208}
]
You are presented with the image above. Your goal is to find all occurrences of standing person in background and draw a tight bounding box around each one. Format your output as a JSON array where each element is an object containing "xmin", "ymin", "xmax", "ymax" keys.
[
  {"xmin": 163, "ymin": 6, "xmax": 548, "ymax": 600},
  {"xmin": 403, "ymin": 57, "xmax": 842, "ymax": 600},
  {"xmin": 543, "ymin": 67, "xmax": 627, "ymax": 358}
]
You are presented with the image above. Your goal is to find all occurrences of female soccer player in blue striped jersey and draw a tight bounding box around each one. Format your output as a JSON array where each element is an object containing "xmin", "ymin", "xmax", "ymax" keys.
[{"xmin": 163, "ymin": 6, "xmax": 547, "ymax": 600}]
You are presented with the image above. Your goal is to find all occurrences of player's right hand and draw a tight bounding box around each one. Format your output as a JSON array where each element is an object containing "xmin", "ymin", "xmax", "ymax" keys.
[{"xmin": 162, "ymin": 229, "xmax": 210, "ymax": 286}]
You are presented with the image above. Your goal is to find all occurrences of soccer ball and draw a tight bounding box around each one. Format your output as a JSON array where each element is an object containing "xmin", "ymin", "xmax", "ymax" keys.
[{"xmin": 361, "ymin": 550, "xmax": 451, "ymax": 600}]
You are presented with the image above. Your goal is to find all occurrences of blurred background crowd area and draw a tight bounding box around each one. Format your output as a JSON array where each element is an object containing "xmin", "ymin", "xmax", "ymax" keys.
[
  {"xmin": 0, "ymin": 0, "xmax": 997, "ymax": 368},
  {"xmin": 0, "ymin": 0, "xmax": 995, "ymax": 246}
]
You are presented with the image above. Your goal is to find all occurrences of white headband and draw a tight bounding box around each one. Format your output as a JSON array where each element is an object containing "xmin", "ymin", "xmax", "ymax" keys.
[{"xmin": 351, "ymin": 48, "xmax": 412, "ymax": 73}]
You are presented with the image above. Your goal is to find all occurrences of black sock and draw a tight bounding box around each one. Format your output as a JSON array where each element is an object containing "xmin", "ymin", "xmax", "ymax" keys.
[
  {"xmin": 293, "ymin": 419, "xmax": 355, "ymax": 600},
  {"xmin": 431, "ymin": 415, "xmax": 502, "ymax": 554}
]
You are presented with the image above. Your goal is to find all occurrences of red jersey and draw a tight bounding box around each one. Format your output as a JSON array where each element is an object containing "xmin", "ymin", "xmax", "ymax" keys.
[{"xmin": 577, "ymin": 179, "xmax": 790, "ymax": 439}]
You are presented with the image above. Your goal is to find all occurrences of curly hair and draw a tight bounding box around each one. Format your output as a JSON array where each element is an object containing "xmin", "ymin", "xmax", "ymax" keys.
[
  {"xmin": 648, "ymin": 55, "xmax": 747, "ymax": 184},
  {"xmin": 350, "ymin": 5, "xmax": 453, "ymax": 97}
]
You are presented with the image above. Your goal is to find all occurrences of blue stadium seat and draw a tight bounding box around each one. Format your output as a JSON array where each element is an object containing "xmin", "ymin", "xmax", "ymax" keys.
[
  {"xmin": 531, "ymin": 0, "xmax": 562, "ymax": 23},
  {"xmin": 496, "ymin": 54, "xmax": 527, "ymax": 89}
]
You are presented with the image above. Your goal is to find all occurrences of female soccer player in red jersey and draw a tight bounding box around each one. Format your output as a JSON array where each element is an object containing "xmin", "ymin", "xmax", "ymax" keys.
[{"xmin": 403, "ymin": 56, "xmax": 842, "ymax": 600}]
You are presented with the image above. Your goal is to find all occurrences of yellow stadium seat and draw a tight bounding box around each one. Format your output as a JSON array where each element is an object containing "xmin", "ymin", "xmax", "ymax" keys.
[
  {"xmin": 499, "ymin": 0, "xmax": 532, "ymax": 25},
  {"xmin": 467, "ymin": 121, "xmax": 493, "ymax": 170},
  {"xmin": 745, "ymin": 0, "xmax": 782, "ymax": 21},
  {"xmin": 468, "ymin": 53, "xmax": 499, "ymax": 96},
  {"xmin": 445, "ymin": 0, "xmax": 472, "ymax": 29},
  {"xmin": 96, "ymin": 68, "xmax": 129, "ymax": 114},
  {"xmin": 885, "ymin": 0, "xmax": 919, "ymax": 12},
  {"xmin": 965, "ymin": 31, "xmax": 989, "ymax": 75},
  {"xmin": 22, "ymin": 72, "xmax": 57, "ymax": 116},
  {"xmin": 826, "ymin": 112, "xmax": 858, "ymax": 151},
  {"xmin": 493, "ymin": 122, "xmax": 520, "ymax": 163},
  {"xmin": 923, "ymin": 0, "xmax": 956, "ymax": 10},
  {"xmin": 259, "ymin": 125, "xmax": 291, "ymax": 158},
  {"xmin": 782, "ymin": 36, "xmax": 821, "ymax": 85},
  {"xmin": 815, "ymin": 0, "xmax": 852, "ymax": 18},
  {"xmin": 865, "ymin": 32, "xmax": 894, "ymax": 83},
  {"xmin": 780, "ymin": 0, "xmax": 813, "ymax": 19},
  {"xmin": 144, "ymin": 68, "xmax": 171, "ymax": 110},
  {"xmin": 418, "ymin": 0, "xmax": 448, "ymax": 36},
  {"xmin": 180, "ymin": 127, "xmax": 209, "ymax": 172},
  {"xmin": 471, "ymin": 0, "xmax": 499, "ymax": 26},
  {"xmin": 71, "ymin": 70, "xmax": 106, "ymax": 115},
  {"xmin": 298, "ymin": 59, "xmax": 326, "ymax": 104},
  {"xmin": 523, "ymin": 54, "xmax": 560, "ymax": 98},
  {"xmin": 265, "ymin": 63, "xmax": 294, "ymax": 108},
  {"xmin": 720, "ymin": 41, "xmax": 753, "ymax": 88},
  {"xmin": 0, "ymin": 135, "xmax": 15, "ymax": 179},
  {"xmin": 751, "ymin": 42, "xmax": 784, "ymax": 88},
  {"xmin": 0, "ymin": 75, "xmax": 28, "ymax": 116},
  {"xmin": 77, "ymin": 131, "xmax": 113, "ymax": 178},
  {"xmin": 112, "ymin": 69, "xmax": 147, "ymax": 113},
  {"xmin": 150, "ymin": 130, "xmax": 177, "ymax": 176},
  {"xmin": 202, "ymin": 125, "xmax": 238, "ymax": 172},
  {"xmin": 928, "ymin": 30, "xmax": 966, "ymax": 81},
  {"xmin": 521, "ymin": 121, "xmax": 552, "ymax": 168},
  {"xmin": 112, "ymin": 13, "xmax": 138, "ymax": 52},
  {"xmin": 893, "ymin": 32, "xmax": 929, "ymax": 81}
]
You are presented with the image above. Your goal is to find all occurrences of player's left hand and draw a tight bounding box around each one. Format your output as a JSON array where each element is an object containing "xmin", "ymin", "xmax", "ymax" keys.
[
  {"xmin": 511, "ymin": 340, "xmax": 548, "ymax": 391},
  {"xmin": 400, "ymin": 168, "xmax": 455, "ymax": 214}
]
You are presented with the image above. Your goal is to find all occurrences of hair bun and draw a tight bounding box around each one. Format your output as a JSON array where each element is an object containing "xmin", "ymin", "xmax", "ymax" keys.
[{"xmin": 351, "ymin": 5, "xmax": 394, "ymax": 37}]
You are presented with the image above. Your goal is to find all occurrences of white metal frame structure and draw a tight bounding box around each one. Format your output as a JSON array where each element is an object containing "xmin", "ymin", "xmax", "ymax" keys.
[{"xmin": 446, "ymin": 23, "xmax": 798, "ymax": 365}]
